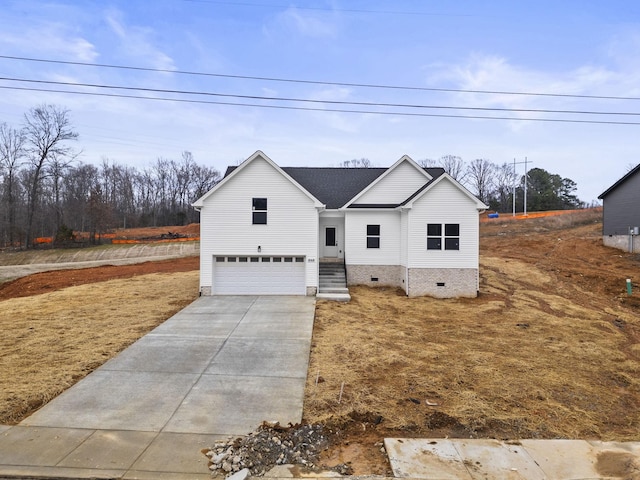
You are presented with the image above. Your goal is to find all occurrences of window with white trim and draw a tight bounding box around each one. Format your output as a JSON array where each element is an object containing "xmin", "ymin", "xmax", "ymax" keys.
[
  {"xmin": 427, "ymin": 223, "xmax": 460, "ymax": 250},
  {"xmin": 367, "ymin": 224, "xmax": 380, "ymax": 248},
  {"xmin": 252, "ymin": 198, "xmax": 267, "ymax": 224}
]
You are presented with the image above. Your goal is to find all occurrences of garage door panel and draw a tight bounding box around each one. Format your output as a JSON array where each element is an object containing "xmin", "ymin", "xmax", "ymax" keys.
[{"xmin": 213, "ymin": 256, "xmax": 306, "ymax": 295}]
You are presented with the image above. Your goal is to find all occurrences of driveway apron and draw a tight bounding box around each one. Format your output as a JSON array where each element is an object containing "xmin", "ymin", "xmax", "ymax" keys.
[{"xmin": 0, "ymin": 295, "xmax": 316, "ymax": 479}]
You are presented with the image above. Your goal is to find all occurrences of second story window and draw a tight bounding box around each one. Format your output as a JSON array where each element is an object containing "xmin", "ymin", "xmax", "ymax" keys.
[{"xmin": 252, "ymin": 198, "xmax": 267, "ymax": 224}]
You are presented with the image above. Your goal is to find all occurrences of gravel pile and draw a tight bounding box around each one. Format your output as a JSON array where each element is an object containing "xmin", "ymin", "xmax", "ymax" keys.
[{"xmin": 204, "ymin": 422, "xmax": 349, "ymax": 477}]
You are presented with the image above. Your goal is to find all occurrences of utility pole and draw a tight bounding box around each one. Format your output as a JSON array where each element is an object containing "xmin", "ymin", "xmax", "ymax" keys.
[
  {"xmin": 512, "ymin": 158, "xmax": 532, "ymax": 217},
  {"xmin": 524, "ymin": 156, "xmax": 529, "ymax": 216},
  {"xmin": 513, "ymin": 158, "xmax": 516, "ymax": 217}
]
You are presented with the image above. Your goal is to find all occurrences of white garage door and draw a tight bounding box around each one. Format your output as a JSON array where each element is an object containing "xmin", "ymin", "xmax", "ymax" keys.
[{"xmin": 213, "ymin": 255, "xmax": 306, "ymax": 295}]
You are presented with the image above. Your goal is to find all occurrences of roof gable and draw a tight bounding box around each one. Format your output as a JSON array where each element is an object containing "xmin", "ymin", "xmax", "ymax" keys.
[
  {"xmin": 598, "ymin": 163, "xmax": 640, "ymax": 199},
  {"xmin": 342, "ymin": 155, "xmax": 433, "ymax": 208},
  {"xmin": 402, "ymin": 173, "xmax": 489, "ymax": 210},
  {"xmin": 220, "ymin": 166, "xmax": 387, "ymax": 209},
  {"xmin": 192, "ymin": 151, "xmax": 323, "ymax": 208}
]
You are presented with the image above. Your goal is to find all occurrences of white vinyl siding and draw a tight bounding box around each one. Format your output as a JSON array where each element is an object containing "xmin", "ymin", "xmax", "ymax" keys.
[
  {"xmin": 345, "ymin": 210, "xmax": 400, "ymax": 265},
  {"xmin": 355, "ymin": 160, "xmax": 429, "ymax": 205},
  {"xmin": 199, "ymin": 156, "xmax": 318, "ymax": 292},
  {"xmin": 400, "ymin": 209, "xmax": 408, "ymax": 267},
  {"xmin": 407, "ymin": 179, "xmax": 480, "ymax": 269}
]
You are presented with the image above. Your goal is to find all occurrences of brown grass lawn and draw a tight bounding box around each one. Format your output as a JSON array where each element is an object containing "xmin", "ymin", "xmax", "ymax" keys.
[
  {"xmin": 309, "ymin": 209, "xmax": 640, "ymax": 472},
  {"xmin": 0, "ymin": 271, "xmax": 199, "ymax": 424},
  {"xmin": 1, "ymin": 210, "xmax": 639, "ymax": 474}
]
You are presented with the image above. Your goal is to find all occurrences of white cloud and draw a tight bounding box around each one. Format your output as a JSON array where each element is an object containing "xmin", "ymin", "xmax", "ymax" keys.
[
  {"xmin": 104, "ymin": 8, "xmax": 175, "ymax": 70},
  {"xmin": 0, "ymin": 25, "xmax": 97, "ymax": 61},
  {"xmin": 606, "ymin": 29, "xmax": 640, "ymax": 70},
  {"xmin": 304, "ymin": 86, "xmax": 366, "ymax": 133},
  {"xmin": 266, "ymin": 6, "xmax": 340, "ymax": 39},
  {"xmin": 424, "ymin": 52, "xmax": 640, "ymax": 133}
]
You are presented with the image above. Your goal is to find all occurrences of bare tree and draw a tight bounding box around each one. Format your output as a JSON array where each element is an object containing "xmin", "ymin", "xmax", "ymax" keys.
[
  {"xmin": 466, "ymin": 158, "xmax": 495, "ymax": 204},
  {"xmin": 23, "ymin": 105, "xmax": 78, "ymax": 247},
  {"xmin": 0, "ymin": 105, "xmax": 228, "ymax": 239},
  {"xmin": 87, "ymin": 184, "xmax": 111, "ymax": 243},
  {"xmin": 438, "ymin": 155, "xmax": 466, "ymax": 182},
  {"xmin": 191, "ymin": 163, "xmax": 221, "ymax": 204},
  {"xmin": 0, "ymin": 123, "xmax": 25, "ymax": 245},
  {"xmin": 48, "ymin": 153, "xmax": 74, "ymax": 230},
  {"xmin": 493, "ymin": 162, "xmax": 519, "ymax": 212},
  {"xmin": 63, "ymin": 163, "xmax": 98, "ymax": 232},
  {"xmin": 419, "ymin": 158, "xmax": 438, "ymax": 168},
  {"xmin": 340, "ymin": 158, "xmax": 371, "ymax": 168}
]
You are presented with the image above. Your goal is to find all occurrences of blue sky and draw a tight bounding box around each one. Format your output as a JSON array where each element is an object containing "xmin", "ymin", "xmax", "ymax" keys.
[{"xmin": 2, "ymin": 0, "xmax": 640, "ymax": 203}]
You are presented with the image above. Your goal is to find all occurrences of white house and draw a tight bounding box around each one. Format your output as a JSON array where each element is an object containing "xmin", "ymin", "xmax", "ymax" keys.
[{"xmin": 192, "ymin": 151, "xmax": 488, "ymax": 298}]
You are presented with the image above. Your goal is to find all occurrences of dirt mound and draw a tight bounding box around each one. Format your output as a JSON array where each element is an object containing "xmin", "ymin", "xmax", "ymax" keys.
[
  {"xmin": 110, "ymin": 223, "xmax": 200, "ymax": 239},
  {"xmin": 204, "ymin": 423, "xmax": 345, "ymax": 476}
]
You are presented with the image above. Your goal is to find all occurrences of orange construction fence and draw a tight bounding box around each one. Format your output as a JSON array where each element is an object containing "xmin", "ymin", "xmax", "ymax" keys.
[
  {"xmin": 111, "ymin": 237, "xmax": 200, "ymax": 244},
  {"xmin": 481, "ymin": 208, "xmax": 601, "ymax": 222}
]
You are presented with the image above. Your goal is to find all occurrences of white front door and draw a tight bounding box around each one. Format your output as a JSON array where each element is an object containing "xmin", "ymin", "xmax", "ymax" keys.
[{"xmin": 324, "ymin": 226, "xmax": 338, "ymax": 257}]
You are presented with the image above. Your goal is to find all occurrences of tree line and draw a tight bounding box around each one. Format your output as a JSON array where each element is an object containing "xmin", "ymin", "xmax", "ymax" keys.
[
  {"xmin": 420, "ymin": 155, "xmax": 584, "ymax": 212},
  {"xmin": 0, "ymin": 104, "xmax": 221, "ymax": 248}
]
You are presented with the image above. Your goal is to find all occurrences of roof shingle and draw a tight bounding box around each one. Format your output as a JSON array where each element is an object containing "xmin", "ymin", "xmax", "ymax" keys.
[{"xmin": 224, "ymin": 165, "xmax": 446, "ymax": 209}]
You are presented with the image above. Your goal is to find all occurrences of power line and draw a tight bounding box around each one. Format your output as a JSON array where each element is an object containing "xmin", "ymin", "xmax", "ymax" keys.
[
  {"xmin": 2, "ymin": 76, "xmax": 639, "ymax": 117},
  {"xmin": 1, "ymin": 54, "xmax": 639, "ymax": 101},
  {"xmin": 3, "ymin": 85, "xmax": 640, "ymax": 126}
]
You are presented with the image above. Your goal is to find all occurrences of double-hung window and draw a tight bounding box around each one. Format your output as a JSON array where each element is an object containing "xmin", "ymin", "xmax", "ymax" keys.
[
  {"xmin": 367, "ymin": 224, "xmax": 380, "ymax": 248},
  {"xmin": 427, "ymin": 223, "xmax": 460, "ymax": 250},
  {"xmin": 427, "ymin": 224, "xmax": 442, "ymax": 250},
  {"xmin": 444, "ymin": 224, "xmax": 460, "ymax": 250},
  {"xmin": 252, "ymin": 198, "xmax": 267, "ymax": 224}
]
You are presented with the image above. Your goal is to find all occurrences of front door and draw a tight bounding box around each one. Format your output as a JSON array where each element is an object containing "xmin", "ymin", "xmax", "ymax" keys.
[{"xmin": 324, "ymin": 226, "xmax": 338, "ymax": 257}]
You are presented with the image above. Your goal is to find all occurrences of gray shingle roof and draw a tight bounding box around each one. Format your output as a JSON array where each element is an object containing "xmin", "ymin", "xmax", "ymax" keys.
[
  {"xmin": 598, "ymin": 163, "xmax": 640, "ymax": 199},
  {"xmin": 224, "ymin": 166, "xmax": 446, "ymax": 209},
  {"xmin": 283, "ymin": 167, "xmax": 386, "ymax": 209}
]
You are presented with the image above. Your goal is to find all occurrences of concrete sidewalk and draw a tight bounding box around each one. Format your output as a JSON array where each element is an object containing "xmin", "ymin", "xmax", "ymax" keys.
[
  {"xmin": 385, "ymin": 438, "xmax": 640, "ymax": 479},
  {"xmin": 0, "ymin": 295, "xmax": 316, "ymax": 479}
]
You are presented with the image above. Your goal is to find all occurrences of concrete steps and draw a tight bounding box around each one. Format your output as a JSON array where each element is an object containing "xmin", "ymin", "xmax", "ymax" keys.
[{"xmin": 318, "ymin": 262, "xmax": 350, "ymax": 301}]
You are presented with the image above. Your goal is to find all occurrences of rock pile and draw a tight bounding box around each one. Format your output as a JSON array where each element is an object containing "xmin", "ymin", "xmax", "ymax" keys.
[{"xmin": 204, "ymin": 422, "xmax": 346, "ymax": 477}]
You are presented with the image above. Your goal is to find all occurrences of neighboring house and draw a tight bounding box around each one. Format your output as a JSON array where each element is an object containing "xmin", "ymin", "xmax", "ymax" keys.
[
  {"xmin": 192, "ymin": 151, "xmax": 488, "ymax": 298},
  {"xmin": 598, "ymin": 163, "xmax": 640, "ymax": 253}
]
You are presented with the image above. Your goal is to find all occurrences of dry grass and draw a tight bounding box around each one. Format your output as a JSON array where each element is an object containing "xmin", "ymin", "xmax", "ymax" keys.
[
  {"xmin": 0, "ymin": 271, "xmax": 199, "ymax": 424},
  {"xmin": 3, "ymin": 208, "xmax": 639, "ymax": 447},
  {"xmin": 305, "ymin": 211, "xmax": 640, "ymax": 441}
]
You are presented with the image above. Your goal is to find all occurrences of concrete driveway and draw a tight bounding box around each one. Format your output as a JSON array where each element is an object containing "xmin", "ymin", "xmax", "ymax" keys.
[{"xmin": 0, "ymin": 295, "xmax": 316, "ymax": 479}]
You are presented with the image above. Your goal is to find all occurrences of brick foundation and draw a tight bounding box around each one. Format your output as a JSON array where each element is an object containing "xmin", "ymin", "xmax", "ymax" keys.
[
  {"xmin": 346, "ymin": 265, "xmax": 404, "ymax": 288},
  {"xmin": 407, "ymin": 268, "xmax": 478, "ymax": 298}
]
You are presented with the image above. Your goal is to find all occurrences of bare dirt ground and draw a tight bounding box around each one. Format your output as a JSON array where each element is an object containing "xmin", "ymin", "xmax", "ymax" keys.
[
  {"xmin": 1, "ymin": 210, "xmax": 639, "ymax": 475},
  {"xmin": 308, "ymin": 209, "xmax": 640, "ymax": 474}
]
